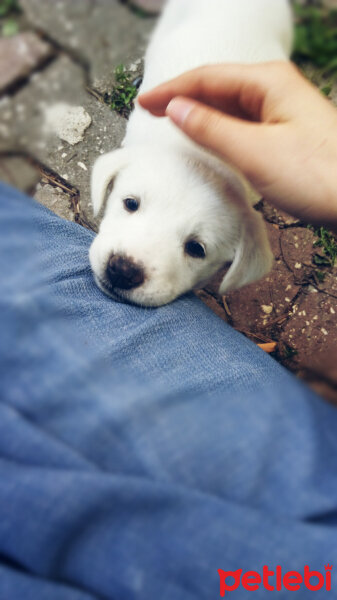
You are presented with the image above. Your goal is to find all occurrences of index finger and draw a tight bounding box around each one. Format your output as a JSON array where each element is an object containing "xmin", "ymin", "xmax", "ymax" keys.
[{"xmin": 138, "ymin": 62, "xmax": 292, "ymax": 120}]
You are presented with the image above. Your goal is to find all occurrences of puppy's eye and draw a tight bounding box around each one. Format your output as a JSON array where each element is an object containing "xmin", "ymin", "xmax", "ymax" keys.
[
  {"xmin": 124, "ymin": 197, "xmax": 139, "ymax": 212},
  {"xmin": 185, "ymin": 240, "xmax": 206, "ymax": 259}
]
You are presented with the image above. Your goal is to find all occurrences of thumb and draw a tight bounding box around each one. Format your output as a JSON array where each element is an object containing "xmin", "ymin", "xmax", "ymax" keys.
[{"xmin": 166, "ymin": 96, "xmax": 274, "ymax": 185}]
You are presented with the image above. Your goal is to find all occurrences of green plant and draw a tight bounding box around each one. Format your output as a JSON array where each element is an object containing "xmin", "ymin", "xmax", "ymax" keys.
[
  {"xmin": 315, "ymin": 269, "xmax": 326, "ymax": 283},
  {"xmin": 2, "ymin": 17, "xmax": 18, "ymax": 35},
  {"xmin": 321, "ymin": 84, "xmax": 332, "ymax": 96},
  {"xmin": 0, "ymin": 0, "xmax": 20, "ymax": 37},
  {"xmin": 104, "ymin": 64, "xmax": 138, "ymax": 118},
  {"xmin": 0, "ymin": 0, "xmax": 20, "ymax": 17},
  {"xmin": 312, "ymin": 226, "xmax": 337, "ymax": 267},
  {"xmin": 293, "ymin": 3, "xmax": 337, "ymax": 76}
]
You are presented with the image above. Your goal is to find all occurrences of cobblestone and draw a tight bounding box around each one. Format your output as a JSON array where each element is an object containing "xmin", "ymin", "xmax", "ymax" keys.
[{"xmin": 0, "ymin": 32, "xmax": 53, "ymax": 93}]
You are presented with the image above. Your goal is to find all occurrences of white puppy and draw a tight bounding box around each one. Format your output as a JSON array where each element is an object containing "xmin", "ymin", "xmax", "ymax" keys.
[{"xmin": 90, "ymin": 0, "xmax": 293, "ymax": 307}]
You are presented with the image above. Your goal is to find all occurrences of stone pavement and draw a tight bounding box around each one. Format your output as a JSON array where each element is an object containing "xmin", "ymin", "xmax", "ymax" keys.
[{"xmin": 1, "ymin": 0, "xmax": 336, "ymax": 401}]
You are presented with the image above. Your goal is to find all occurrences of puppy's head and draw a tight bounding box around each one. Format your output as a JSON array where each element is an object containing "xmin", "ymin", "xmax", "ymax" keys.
[{"xmin": 89, "ymin": 147, "xmax": 273, "ymax": 306}]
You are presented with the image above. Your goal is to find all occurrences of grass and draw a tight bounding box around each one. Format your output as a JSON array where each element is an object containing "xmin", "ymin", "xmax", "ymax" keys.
[
  {"xmin": 321, "ymin": 84, "xmax": 332, "ymax": 96},
  {"xmin": 315, "ymin": 269, "xmax": 327, "ymax": 283},
  {"xmin": 293, "ymin": 3, "xmax": 337, "ymax": 79},
  {"xmin": 104, "ymin": 64, "xmax": 138, "ymax": 118},
  {"xmin": 0, "ymin": 0, "xmax": 20, "ymax": 17},
  {"xmin": 312, "ymin": 226, "xmax": 337, "ymax": 267},
  {"xmin": 0, "ymin": 0, "xmax": 20, "ymax": 36},
  {"xmin": 2, "ymin": 17, "xmax": 18, "ymax": 35}
]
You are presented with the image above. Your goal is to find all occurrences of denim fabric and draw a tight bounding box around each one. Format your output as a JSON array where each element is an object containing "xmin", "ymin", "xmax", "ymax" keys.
[{"xmin": 0, "ymin": 182, "xmax": 336, "ymax": 599}]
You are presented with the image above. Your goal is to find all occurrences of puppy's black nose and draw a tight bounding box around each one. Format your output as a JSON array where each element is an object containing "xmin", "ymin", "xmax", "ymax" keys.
[{"xmin": 106, "ymin": 255, "xmax": 144, "ymax": 290}]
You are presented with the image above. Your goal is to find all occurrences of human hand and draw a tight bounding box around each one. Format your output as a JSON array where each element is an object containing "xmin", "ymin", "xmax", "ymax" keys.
[{"xmin": 138, "ymin": 62, "xmax": 337, "ymax": 229}]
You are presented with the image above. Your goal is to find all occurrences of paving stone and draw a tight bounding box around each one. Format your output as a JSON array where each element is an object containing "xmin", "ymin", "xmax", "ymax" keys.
[
  {"xmin": 0, "ymin": 55, "xmax": 86, "ymax": 153},
  {"xmin": 0, "ymin": 54, "xmax": 127, "ymax": 229},
  {"xmin": 0, "ymin": 155, "xmax": 40, "ymax": 192},
  {"xmin": 0, "ymin": 32, "xmax": 53, "ymax": 94},
  {"xmin": 34, "ymin": 183, "xmax": 74, "ymax": 221},
  {"xmin": 20, "ymin": 0, "xmax": 156, "ymax": 92}
]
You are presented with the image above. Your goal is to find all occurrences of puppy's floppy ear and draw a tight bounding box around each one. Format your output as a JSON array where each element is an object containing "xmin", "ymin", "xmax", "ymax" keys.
[
  {"xmin": 219, "ymin": 181, "xmax": 273, "ymax": 294},
  {"xmin": 91, "ymin": 149, "xmax": 129, "ymax": 217},
  {"xmin": 219, "ymin": 209, "xmax": 273, "ymax": 294}
]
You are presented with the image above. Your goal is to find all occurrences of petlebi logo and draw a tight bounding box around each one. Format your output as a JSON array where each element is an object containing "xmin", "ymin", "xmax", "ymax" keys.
[{"xmin": 218, "ymin": 565, "xmax": 333, "ymax": 596}]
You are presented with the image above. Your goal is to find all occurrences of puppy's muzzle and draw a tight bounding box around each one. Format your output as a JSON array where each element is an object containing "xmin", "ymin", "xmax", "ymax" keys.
[{"xmin": 106, "ymin": 255, "xmax": 145, "ymax": 290}]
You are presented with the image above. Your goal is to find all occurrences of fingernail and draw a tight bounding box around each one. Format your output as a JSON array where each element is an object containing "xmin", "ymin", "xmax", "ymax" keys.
[{"xmin": 166, "ymin": 98, "xmax": 195, "ymax": 126}]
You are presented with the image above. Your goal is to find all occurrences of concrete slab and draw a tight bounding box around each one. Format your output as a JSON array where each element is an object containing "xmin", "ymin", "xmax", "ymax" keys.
[
  {"xmin": 0, "ymin": 54, "xmax": 127, "ymax": 228},
  {"xmin": 20, "ymin": 0, "xmax": 156, "ymax": 91},
  {"xmin": 0, "ymin": 155, "xmax": 40, "ymax": 192},
  {"xmin": 0, "ymin": 32, "xmax": 53, "ymax": 94}
]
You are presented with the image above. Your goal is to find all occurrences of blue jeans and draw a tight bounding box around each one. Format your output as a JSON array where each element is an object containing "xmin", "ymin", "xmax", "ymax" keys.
[{"xmin": 0, "ymin": 182, "xmax": 336, "ymax": 599}]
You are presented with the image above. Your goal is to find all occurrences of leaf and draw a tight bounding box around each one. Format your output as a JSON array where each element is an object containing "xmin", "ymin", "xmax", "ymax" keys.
[
  {"xmin": 257, "ymin": 342, "xmax": 277, "ymax": 354},
  {"xmin": 105, "ymin": 64, "xmax": 138, "ymax": 116},
  {"xmin": 313, "ymin": 253, "xmax": 331, "ymax": 267}
]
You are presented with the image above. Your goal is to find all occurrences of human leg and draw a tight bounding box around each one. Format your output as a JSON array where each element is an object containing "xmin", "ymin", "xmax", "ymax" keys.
[{"xmin": 1, "ymin": 183, "xmax": 336, "ymax": 599}]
